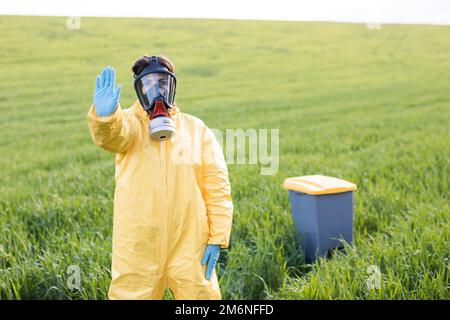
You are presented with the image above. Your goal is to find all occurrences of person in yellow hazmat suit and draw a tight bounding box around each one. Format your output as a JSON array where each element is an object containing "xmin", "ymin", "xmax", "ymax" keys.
[{"xmin": 87, "ymin": 55, "xmax": 233, "ymax": 300}]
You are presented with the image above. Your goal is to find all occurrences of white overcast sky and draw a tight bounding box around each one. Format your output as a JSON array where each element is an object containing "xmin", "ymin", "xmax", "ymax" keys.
[{"xmin": 1, "ymin": 0, "xmax": 449, "ymax": 25}]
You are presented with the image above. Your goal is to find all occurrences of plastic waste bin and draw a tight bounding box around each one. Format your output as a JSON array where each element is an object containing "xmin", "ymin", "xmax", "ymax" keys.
[{"xmin": 283, "ymin": 175, "xmax": 357, "ymax": 262}]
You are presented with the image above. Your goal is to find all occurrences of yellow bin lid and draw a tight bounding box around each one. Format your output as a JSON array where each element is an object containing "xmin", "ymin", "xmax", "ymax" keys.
[{"xmin": 283, "ymin": 175, "xmax": 357, "ymax": 195}]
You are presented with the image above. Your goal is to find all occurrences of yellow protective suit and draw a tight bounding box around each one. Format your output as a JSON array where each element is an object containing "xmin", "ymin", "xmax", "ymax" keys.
[{"xmin": 87, "ymin": 101, "xmax": 233, "ymax": 300}]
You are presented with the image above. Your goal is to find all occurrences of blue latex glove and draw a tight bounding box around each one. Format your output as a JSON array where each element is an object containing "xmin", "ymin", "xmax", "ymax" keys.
[
  {"xmin": 93, "ymin": 66, "xmax": 122, "ymax": 117},
  {"xmin": 201, "ymin": 244, "xmax": 221, "ymax": 280}
]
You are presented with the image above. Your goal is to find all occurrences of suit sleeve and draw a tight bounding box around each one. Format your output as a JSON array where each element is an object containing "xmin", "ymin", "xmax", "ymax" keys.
[
  {"xmin": 201, "ymin": 125, "xmax": 233, "ymax": 248},
  {"xmin": 87, "ymin": 104, "xmax": 136, "ymax": 154}
]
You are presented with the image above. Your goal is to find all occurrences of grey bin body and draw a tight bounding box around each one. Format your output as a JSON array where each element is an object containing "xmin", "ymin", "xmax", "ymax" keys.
[{"xmin": 288, "ymin": 190, "xmax": 354, "ymax": 262}]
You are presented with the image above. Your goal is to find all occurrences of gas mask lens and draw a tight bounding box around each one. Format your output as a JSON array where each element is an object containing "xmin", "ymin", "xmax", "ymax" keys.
[{"xmin": 138, "ymin": 73, "xmax": 176, "ymax": 111}]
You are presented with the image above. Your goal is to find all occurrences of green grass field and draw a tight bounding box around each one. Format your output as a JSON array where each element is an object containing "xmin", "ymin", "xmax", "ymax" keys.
[{"xmin": 0, "ymin": 16, "xmax": 448, "ymax": 299}]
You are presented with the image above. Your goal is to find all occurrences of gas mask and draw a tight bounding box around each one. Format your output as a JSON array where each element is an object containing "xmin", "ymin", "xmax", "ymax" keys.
[{"xmin": 134, "ymin": 56, "xmax": 177, "ymax": 141}]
